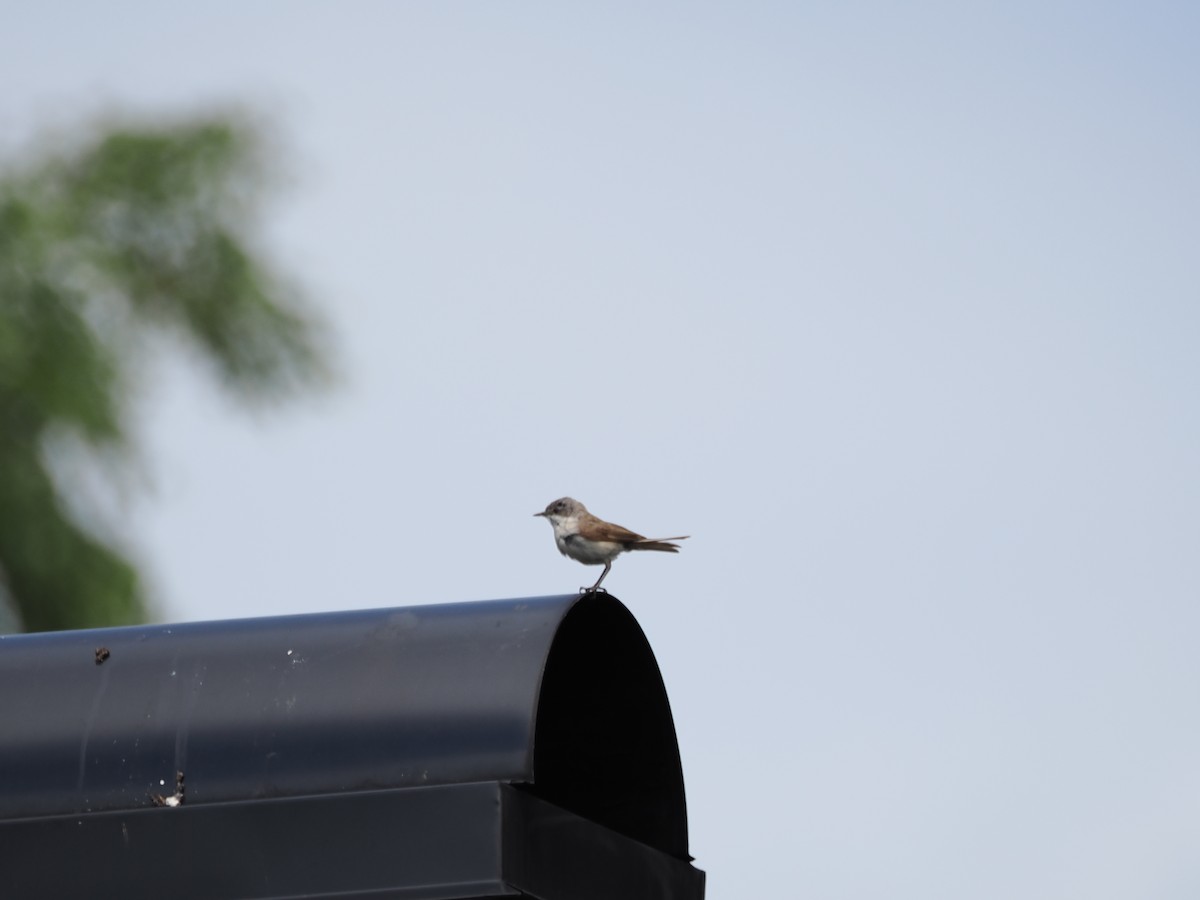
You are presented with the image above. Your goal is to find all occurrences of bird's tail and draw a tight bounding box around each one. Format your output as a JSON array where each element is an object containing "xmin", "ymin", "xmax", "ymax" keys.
[{"xmin": 631, "ymin": 536, "xmax": 689, "ymax": 553}]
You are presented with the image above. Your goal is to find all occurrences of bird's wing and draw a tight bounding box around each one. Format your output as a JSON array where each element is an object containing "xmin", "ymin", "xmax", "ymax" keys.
[{"xmin": 577, "ymin": 518, "xmax": 647, "ymax": 544}]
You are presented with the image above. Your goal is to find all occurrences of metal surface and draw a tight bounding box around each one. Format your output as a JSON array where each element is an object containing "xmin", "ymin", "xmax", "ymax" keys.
[
  {"xmin": 0, "ymin": 593, "xmax": 692, "ymax": 864},
  {"xmin": 0, "ymin": 783, "xmax": 705, "ymax": 900}
]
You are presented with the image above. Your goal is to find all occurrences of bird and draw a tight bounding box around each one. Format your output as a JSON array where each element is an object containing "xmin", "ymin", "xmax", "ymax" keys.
[{"xmin": 534, "ymin": 497, "xmax": 688, "ymax": 592}]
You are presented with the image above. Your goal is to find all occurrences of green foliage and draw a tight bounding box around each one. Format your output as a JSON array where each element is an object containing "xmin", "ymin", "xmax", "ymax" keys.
[{"xmin": 0, "ymin": 116, "xmax": 329, "ymax": 632}]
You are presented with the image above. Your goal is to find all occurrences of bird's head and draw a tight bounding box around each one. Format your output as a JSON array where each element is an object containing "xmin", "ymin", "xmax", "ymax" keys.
[{"xmin": 534, "ymin": 497, "xmax": 586, "ymax": 523}]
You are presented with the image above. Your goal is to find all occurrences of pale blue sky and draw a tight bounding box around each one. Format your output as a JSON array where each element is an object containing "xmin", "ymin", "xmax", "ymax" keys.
[{"xmin": 4, "ymin": 3, "xmax": 1199, "ymax": 897}]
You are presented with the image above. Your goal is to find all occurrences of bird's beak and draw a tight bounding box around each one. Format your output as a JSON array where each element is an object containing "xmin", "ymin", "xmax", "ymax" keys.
[{"xmin": 533, "ymin": 511, "xmax": 546, "ymax": 517}]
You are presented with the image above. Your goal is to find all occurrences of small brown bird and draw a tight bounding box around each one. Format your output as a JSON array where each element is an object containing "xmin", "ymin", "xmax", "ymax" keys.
[{"xmin": 534, "ymin": 497, "xmax": 689, "ymax": 592}]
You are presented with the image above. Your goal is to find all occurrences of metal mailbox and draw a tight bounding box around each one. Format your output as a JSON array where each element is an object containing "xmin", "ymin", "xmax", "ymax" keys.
[{"xmin": 0, "ymin": 593, "xmax": 704, "ymax": 899}]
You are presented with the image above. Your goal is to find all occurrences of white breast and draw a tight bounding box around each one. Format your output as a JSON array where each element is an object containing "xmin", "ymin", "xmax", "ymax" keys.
[{"xmin": 552, "ymin": 519, "xmax": 622, "ymax": 565}]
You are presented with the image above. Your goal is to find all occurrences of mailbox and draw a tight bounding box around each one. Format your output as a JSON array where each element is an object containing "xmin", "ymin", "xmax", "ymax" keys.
[{"xmin": 0, "ymin": 593, "xmax": 705, "ymax": 899}]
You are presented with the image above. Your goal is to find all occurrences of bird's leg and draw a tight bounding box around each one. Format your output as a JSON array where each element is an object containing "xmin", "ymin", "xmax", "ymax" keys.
[{"xmin": 582, "ymin": 561, "xmax": 611, "ymax": 593}]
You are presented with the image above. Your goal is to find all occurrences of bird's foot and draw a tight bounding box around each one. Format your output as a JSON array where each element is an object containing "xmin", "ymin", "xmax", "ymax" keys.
[{"xmin": 579, "ymin": 586, "xmax": 609, "ymax": 594}]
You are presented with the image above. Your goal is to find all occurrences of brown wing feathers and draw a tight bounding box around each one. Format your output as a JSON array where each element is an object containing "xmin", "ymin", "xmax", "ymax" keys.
[{"xmin": 576, "ymin": 512, "xmax": 689, "ymax": 552}]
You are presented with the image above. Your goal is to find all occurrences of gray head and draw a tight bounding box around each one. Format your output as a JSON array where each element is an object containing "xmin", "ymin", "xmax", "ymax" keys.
[{"xmin": 533, "ymin": 497, "xmax": 587, "ymax": 520}]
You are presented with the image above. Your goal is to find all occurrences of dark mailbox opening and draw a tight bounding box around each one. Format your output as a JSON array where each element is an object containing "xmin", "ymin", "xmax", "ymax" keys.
[
  {"xmin": 0, "ymin": 593, "xmax": 704, "ymax": 899},
  {"xmin": 534, "ymin": 592, "xmax": 688, "ymax": 860}
]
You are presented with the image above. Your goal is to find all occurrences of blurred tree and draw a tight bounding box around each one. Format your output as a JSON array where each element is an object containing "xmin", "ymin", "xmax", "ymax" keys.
[{"xmin": 0, "ymin": 115, "xmax": 330, "ymax": 633}]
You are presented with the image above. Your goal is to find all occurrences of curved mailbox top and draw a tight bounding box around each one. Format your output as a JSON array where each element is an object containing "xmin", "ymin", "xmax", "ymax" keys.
[{"xmin": 0, "ymin": 593, "xmax": 689, "ymax": 860}]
